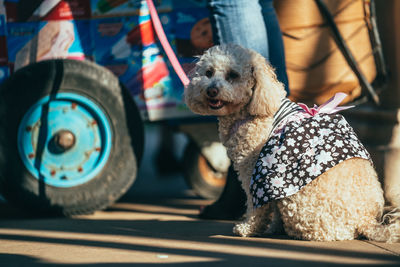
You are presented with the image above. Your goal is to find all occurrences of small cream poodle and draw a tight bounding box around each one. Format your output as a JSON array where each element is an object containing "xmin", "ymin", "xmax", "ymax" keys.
[{"xmin": 184, "ymin": 44, "xmax": 400, "ymax": 242}]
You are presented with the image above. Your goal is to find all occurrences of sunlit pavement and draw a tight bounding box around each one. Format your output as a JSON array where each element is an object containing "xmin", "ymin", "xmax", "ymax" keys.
[{"xmin": 1, "ymin": 125, "xmax": 400, "ymax": 266}]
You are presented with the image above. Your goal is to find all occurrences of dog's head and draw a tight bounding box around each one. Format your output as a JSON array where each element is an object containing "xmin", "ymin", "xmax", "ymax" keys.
[{"xmin": 184, "ymin": 44, "xmax": 286, "ymax": 117}]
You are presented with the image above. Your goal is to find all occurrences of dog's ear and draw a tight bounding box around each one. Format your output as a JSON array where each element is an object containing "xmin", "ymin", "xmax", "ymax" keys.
[{"xmin": 248, "ymin": 53, "xmax": 286, "ymax": 117}]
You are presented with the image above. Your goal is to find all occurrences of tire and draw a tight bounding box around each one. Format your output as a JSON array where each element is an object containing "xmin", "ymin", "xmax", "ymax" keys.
[
  {"xmin": 0, "ymin": 59, "xmax": 144, "ymax": 216},
  {"xmin": 182, "ymin": 141, "xmax": 227, "ymax": 200}
]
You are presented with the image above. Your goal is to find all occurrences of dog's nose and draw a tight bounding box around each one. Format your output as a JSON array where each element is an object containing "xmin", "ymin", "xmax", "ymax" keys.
[{"xmin": 206, "ymin": 87, "xmax": 219, "ymax": 98}]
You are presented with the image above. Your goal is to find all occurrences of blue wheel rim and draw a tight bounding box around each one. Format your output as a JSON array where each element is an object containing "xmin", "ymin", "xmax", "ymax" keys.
[{"xmin": 17, "ymin": 93, "xmax": 113, "ymax": 188}]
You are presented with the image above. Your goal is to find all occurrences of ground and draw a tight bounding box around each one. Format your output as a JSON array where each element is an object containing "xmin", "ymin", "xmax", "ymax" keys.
[{"xmin": 0, "ymin": 125, "xmax": 400, "ymax": 266}]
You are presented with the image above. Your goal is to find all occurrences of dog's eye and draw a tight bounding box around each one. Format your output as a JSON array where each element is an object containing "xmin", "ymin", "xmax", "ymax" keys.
[
  {"xmin": 226, "ymin": 70, "xmax": 239, "ymax": 81},
  {"xmin": 205, "ymin": 68, "xmax": 214, "ymax": 78}
]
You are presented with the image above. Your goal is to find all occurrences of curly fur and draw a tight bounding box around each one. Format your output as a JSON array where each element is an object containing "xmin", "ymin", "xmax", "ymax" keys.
[{"xmin": 185, "ymin": 44, "xmax": 400, "ymax": 242}]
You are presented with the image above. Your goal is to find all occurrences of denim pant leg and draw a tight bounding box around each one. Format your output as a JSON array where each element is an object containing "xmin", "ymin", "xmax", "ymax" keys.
[
  {"xmin": 260, "ymin": 0, "xmax": 289, "ymax": 92},
  {"xmin": 207, "ymin": 0, "xmax": 269, "ymax": 59},
  {"xmin": 207, "ymin": 0, "xmax": 290, "ymax": 93}
]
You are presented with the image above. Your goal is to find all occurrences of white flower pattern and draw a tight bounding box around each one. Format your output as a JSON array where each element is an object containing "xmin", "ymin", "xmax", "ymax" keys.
[
  {"xmin": 316, "ymin": 150, "xmax": 333, "ymax": 164},
  {"xmin": 270, "ymin": 177, "xmax": 285, "ymax": 188},
  {"xmin": 334, "ymin": 140, "xmax": 344, "ymax": 147},
  {"xmin": 283, "ymin": 184, "xmax": 299, "ymax": 195},
  {"xmin": 250, "ymin": 102, "xmax": 372, "ymax": 208},
  {"xmin": 306, "ymin": 163, "xmax": 322, "ymax": 176},
  {"xmin": 261, "ymin": 154, "xmax": 277, "ymax": 168},
  {"xmin": 287, "ymin": 138, "xmax": 296, "ymax": 146}
]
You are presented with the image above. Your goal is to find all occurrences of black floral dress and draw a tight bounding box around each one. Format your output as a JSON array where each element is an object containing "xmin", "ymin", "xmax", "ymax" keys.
[{"xmin": 250, "ymin": 99, "xmax": 372, "ymax": 208}]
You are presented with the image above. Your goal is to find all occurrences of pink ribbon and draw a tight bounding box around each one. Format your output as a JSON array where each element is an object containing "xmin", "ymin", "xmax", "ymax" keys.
[
  {"xmin": 146, "ymin": 0, "xmax": 190, "ymax": 87},
  {"xmin": 298, "ymin": 92, "xmax": 354, "ymax": 116}
]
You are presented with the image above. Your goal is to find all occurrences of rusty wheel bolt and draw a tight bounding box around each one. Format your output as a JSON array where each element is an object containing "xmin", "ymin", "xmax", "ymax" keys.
[{"xmin": 54, "ymin": 130, "xmax": 76, "ymax": 151}]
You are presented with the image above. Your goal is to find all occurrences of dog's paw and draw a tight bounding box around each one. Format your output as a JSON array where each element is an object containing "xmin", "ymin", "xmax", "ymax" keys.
[{"xmin": 233, "ymin": 222, "xmax": 255, "ymax": 237}]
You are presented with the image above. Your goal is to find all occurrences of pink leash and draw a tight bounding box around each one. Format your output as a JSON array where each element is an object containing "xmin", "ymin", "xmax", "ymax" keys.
[{"xmin": 146, "ymin": 0, "xmax": 190, "ymax": 87}]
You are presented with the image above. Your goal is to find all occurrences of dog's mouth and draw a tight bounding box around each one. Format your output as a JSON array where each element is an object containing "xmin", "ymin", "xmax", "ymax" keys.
[{"xmin": 207, "ymin": 98, "xmax": 225, "ymax": 110}]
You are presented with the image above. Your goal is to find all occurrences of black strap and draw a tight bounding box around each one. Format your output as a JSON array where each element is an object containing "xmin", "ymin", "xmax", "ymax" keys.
[{"xmin": 314, "ymin": 0, "xmax": 385, "ymax": 105}]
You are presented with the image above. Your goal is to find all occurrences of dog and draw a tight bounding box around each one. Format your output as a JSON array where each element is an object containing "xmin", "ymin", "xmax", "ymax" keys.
[{"xmin": 184, "ymin": 44, "xmax": 400, "ymax": 242}]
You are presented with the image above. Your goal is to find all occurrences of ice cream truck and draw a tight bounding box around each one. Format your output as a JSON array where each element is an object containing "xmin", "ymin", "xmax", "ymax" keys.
[
  {"xmin": 0, "ymin": 0, "xmax": 389, "ymax": 215},
  {"xmin": 0, "ymin": 0, "xmax": 230, "ymax": 215}
]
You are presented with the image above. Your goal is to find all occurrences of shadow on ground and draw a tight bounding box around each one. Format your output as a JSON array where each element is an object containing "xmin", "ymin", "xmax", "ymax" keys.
[{"xmin": 1, "ymin": 126, "xmax": 399, "ymax": 266}]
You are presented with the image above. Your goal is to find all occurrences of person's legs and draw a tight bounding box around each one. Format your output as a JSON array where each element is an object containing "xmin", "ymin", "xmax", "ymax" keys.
[
  {"xmin": 260, "ymin": 0, "xmax": 290, "ymax": 92},
  {"xmin": 208, "ymin": 0, "xmax": 289, "ymax": 93},
  {"xmin": 201, "ymin": 0, "xmax": 290, "ymax": 220},
  {"xmin": 208, "ymin": 0, "xmax": 270, "ymax": 59},
  {"xmin": 198, "ymin": 165, "xmax": 246, "ymax": 220},
  {"xmin": 203, "ymin": 0, "xmax": 268, "ymax": 220}
]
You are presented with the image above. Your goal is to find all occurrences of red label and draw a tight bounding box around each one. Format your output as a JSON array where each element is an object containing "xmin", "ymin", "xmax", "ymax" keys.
[
  {"xmin": 5, "ymin": 0, "xmax": 91, "ymax": 22},
  {"xmin": 43, "ymin": 0, "xmax": 91, "ymax": 21}
]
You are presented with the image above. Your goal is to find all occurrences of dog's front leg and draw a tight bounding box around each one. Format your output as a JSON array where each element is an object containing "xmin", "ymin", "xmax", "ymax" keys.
[{"xmin": 233, "ymin": 201, "xmax": 281, "ymax": 237}]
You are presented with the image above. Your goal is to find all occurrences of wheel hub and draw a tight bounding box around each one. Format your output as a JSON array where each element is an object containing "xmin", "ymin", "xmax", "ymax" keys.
[
  {"xmin": 53, "ymin": 130, "xmax": 76, "ymax": 151},
  {"xmin": 17, "ymin": 93, "xmax": 112, "ymax": 188}
]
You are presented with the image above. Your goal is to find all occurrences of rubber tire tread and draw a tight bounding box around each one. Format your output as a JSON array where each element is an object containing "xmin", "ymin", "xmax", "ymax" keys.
[
  {"xmin": 0, "ymin": 59, "xmax": 144, "ymax": 216},
  {"xmin": 182, "ymin": 141, "xmax": 225, "ymax": 200}
]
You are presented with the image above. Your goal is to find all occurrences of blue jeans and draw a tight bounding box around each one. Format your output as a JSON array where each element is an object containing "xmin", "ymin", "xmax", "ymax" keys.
[{"xmin": 207, "ymin": 0, "xmax": 289, "ymax": 93}]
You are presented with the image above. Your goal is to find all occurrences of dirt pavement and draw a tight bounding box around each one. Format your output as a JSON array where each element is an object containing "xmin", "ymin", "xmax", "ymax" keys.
[
  {"xmin": 1, "ymin": 126, "xmax": 400, "ymax": 266},
  {"xmin": 1, "ymin": 194, "xmax": 400, "ymax": 266}
]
